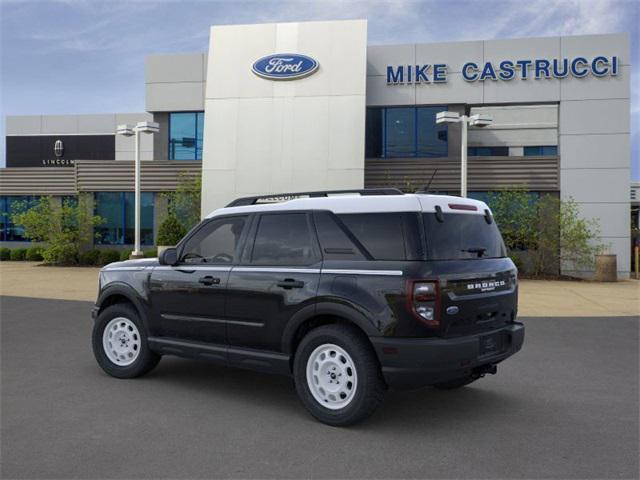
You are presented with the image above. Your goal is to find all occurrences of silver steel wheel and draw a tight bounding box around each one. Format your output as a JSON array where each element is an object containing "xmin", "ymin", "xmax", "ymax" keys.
[
  {"xmin": 306, "ymin": 343, "xmax": 358, "ymax": 410},
  {"xmin": 102, "ymin": 317, "xmax": 141, "ymax": 367}
]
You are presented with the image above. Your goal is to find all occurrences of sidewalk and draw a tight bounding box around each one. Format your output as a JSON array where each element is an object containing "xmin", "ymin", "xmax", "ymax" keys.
[{"xmin": 0, "ymin": 262, "xmax": 638, "ymax": 317}]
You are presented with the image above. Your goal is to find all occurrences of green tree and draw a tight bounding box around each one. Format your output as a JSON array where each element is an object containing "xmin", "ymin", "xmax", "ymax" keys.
[
  {"xmin": 486, "ymin": 189, "xmax": 604, "ymax": 277},
  {"xmin": 488, "ymin": 189, "xmax": 539, "ymax": 252},
  {"xmin": 157, "ymin": 213, "xmax": 187, "ymax": 246},
  {"xmin": 11, "ymin": 197, "xmax": 104, "ymax": 265},
  {"xmin": 163, "ymin": 173, "xmax": 201, "ymax": 231}
]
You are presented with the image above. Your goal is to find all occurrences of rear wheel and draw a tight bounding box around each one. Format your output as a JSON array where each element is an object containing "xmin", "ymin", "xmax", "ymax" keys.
[
  {"xmin": 293, "ymin": 324, "xmax": 385, "ymax": 426},
  {"xmin": 433, "ymin": 376, "xmax": 477, "ymax": 390},
  {"xmin": 92, "ymin": 303, "xmax": 160, "ymax": 379}
]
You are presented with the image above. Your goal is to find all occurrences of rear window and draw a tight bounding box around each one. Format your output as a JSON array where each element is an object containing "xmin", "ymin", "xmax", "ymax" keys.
[
  {"xmin": 337, "ymin": 212, "xmax": 422, "ymax": 261},
  {"xmin": 423, "ymin": 213, "xmax": 506, "ymax": 260}
]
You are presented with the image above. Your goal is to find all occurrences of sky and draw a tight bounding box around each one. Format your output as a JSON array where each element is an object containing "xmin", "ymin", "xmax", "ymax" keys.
[{"xmin": 1, "ymin": 0, "xmax": 638, "ymax": 178}]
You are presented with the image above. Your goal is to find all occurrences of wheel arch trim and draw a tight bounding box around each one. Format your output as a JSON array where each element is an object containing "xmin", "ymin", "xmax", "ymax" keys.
[
  {"xmin": 281, "ymin": 301, "xmax": 380, "ymax": 355},
  {"xmin": 95, "ymin": 283, "xmax": 150, "ymax": 330}
]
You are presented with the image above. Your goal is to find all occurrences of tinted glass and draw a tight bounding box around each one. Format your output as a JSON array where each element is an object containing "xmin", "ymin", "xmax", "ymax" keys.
[
  {"xmin": 95, "ymin": 192, "xmax": 154, "ymax": 245},
  {"xmin": 385, "ymin": 108, "xmax": 415, "ymax": 157},
  {"xmin": 423, "ymin": 213, "xmax": 506, "ymax": 260},
  {"xmin": 0, "ymin": 196, "xmax": 39, "ymax": 242},
  {"xmin": 251, "ymin": 213, "xmax": 316, "ymax": 265},
  {"xmin": 524, "ymin": 145, "xmax": 558, "ymax": 156},
  {"xmin": 338, "ymin": 213, "xmax": 421, "ymax": 261},
  {"xmin": 416, "ymin": 107, "xmax": 448, "ymax": 157},
  {"xmin": 181, "ymin": 216, "xmax": 246, "ymax": 264},
  {"xmin": 169, "ymin": 112, "xmax": 204, "ymax": 160},
  {"xmin": 365, "ymin": 108, "xmax": 383, "ymax": 158},
  {"xmin": 469, "ymin": 146, "xmax": 509, "ymax": 156},
  {"xmin": 313, "ymin": 211, "xmax": 365, "ymax": 260}
]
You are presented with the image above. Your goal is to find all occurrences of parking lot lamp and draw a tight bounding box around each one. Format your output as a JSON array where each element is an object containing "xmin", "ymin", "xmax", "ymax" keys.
[
  {"xmin": 116, "ymin": 122, "xmax": 159, "ymax": 258},
  {"xmin": 436, "ymin": 111, "xmax": 492, "ymax": 197}
]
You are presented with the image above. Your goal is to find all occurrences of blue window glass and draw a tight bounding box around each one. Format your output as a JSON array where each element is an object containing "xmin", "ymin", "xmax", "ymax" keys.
[
  {"xmin": 365, "ymin": 106, "xmax": 448, "ymax": 158},
  {"xmin": 386, "ymin": 108, "xmax": 415, "ymax": 157},
  {"xmin": 169, "ymin": 112, "xmax": 204, "ymax": 160},
  {"xmin": 417, "ymin": 107, "xmax": 448, "ymax": 157},
  {"xmin": 468, "ymin": 146, "xmax": 509, "ymax": 156},
  {"xmin": 0, "ymin": 196, "xmax": 39, "ymax": 242},
  {"xmin": 524, "ymin": 145, "xmax": 558, "ymax": 156},
  {"xmin": 95, "ymin": 192, "xmax": 154, "ymax": 245}
]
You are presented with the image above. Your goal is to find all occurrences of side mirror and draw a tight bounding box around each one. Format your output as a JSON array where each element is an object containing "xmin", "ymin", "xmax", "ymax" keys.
[{"xmin": 159, "ymin": 247, "xmax": 178, "ymax": 266}]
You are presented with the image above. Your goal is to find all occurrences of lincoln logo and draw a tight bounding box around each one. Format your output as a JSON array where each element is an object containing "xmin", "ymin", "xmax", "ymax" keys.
[
  {"xmin": 467, "ymin": 279, "xmax": 506, "ymax": 292},
  {"xmin": 252, "ymin": 53, "xmax": 319, "ymax": 80},
  {"xmin": 54, "ymin": 139, "xmax": 64, "ymax": 158}
]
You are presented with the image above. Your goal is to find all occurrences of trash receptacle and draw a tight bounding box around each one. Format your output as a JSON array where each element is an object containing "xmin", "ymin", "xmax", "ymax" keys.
[{"xmin": 594, "ymin": 254, "xmax": 617, "ymax": 282}]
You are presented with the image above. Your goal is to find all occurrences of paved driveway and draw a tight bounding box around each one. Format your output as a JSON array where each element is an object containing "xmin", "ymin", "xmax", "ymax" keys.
[{"xmin": 1, "ymin": 296, "xmax": 638, "ymax": 479}]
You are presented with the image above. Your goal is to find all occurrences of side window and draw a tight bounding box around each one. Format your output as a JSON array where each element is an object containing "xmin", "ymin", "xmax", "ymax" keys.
[
  {"xmin": 313, "ymin": 211, "xmax": 366, "ymax": 260},
  {"xmin": 337, "ymin": 213, "xmax": 422, "ymax": 261},
  {"xmin": 180, "ymin": 216, "xmax": 246, "ymax": 264},
  {"xmin": 251, "ymin": 213, "xmax": 318, "ymax": 266}
]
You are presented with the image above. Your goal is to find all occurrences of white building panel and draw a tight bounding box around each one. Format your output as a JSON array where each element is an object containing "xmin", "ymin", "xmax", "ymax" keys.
[
  {"xmin": 560, "ymin": 134, "xmax": 630, "ymax": 169},
  {"xmin": 201, "ymin": 19, "xmax": 367, "ymax": 213}
]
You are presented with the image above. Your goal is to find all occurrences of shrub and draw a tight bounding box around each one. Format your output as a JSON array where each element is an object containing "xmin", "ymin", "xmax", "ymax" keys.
[
  {"xmin": 10, "ymin": 248, "xmax": 27, "ymax": 261},
  {"xmin": 157, "ymin": 213, "xmax": 187, "ymax": 246},
  {"xmin": 79, "ymin": 249, "xmax": 101, "ymax": 266},
  {"xmin": 0, "ymin": 248, "xmax": 10, "ymax": 261},
  {"xmin": 144, "ymin": 248, "xmax": 158, "ymax": 258},
  {"xmin": 25, "ymin": 246, "xmax": 44, "ymax": 261},
  {"xmin": 11, "ymin": 196, "xmax": 104, "ymax": 265},
  {"xmin": 98, "ymin": 250, "xmax": 121, "ymax": 266},
  {"xmin": 43, "ymin": 243, "xmax": 79, "ymax": 265},
  {"xmin": 162, "ymin": 173, "xmax": 202, "ymax": 231},
  {"xmin": 120, "ymin": 250, "xmax": 132, "ymax": 262}
]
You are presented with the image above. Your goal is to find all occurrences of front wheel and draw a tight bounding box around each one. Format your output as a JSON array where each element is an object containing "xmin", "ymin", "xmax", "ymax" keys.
[
  {"xmin": 293, "ymin": 324, "xmax": 385, "ymax": 426},
  {"xmin": 92, "ymin": 303, "xmax": 160, "ymax": 379}
]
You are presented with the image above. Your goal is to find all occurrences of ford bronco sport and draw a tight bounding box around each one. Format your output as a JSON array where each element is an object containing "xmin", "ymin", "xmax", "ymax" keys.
[{"xmin": 92, "ymin": 189, "xmax": 524, "ymax": 426}]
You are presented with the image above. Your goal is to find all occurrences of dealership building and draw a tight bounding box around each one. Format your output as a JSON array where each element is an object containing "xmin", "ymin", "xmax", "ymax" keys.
[{"xmin": 0, "ymin": 20, "xmax": 632, "ymax": 277}]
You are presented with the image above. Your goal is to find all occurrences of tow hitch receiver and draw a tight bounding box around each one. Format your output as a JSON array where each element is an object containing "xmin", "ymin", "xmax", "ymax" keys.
[{"xmin": 472, "ymin": 364, "xmax": 497, "ymax": 379}]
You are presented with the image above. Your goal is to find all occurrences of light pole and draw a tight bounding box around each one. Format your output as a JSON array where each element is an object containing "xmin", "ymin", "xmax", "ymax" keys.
[
  {"xmin": 436, "ymin": 111, "xmax": 492, "ymax": 197},
  {"xmin": 116, "ymin": 121, "xmax": 159, "ymax": 259}
]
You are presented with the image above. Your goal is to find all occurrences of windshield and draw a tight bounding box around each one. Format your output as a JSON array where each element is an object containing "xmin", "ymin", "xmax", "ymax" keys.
[{"xmin": 423, "ymin": 212, "xmax": 506, "ymax": 260}]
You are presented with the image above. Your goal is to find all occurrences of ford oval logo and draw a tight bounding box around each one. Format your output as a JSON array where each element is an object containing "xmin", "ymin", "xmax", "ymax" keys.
[{"xmin": 252, "ymin": 53, "xmax": 319, "ymax": 81}]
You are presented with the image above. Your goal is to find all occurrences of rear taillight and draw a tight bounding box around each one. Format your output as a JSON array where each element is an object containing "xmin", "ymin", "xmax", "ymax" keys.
[{"xmin": 407, "ymin": 280, "xmax": 440, "ymax": 328}]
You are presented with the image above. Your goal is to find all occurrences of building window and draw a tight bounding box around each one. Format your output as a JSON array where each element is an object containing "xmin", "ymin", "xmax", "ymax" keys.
[
  {"xmin": 524, "ymin": 146, "xmax": 558, "ymax": 156},
  {"xmin": 0, "ymin": 196, "xmax": 39, "ymax": 242},
  {"xmin": 169, "ymin": 112, "xmax": 204, "ymax": 160},
  {"xmin": 95, "ymin": 192, "xmax": 154, "ymax": 245},
  {"xmin": 365, "ymin": 106, "xmax": 448, "ymax": 158},
  {"xmin": 468, "ymin": 146, "xmax": 509, "ymax": 156}
]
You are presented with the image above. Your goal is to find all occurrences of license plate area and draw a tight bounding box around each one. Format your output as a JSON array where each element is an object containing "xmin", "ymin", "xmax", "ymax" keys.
[{"xmin": 479, "ymin": 332, "xmax": 504, "ymax": 357}]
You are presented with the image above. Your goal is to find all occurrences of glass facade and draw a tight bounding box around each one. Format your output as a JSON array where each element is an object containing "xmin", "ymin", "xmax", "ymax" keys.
[
  {"xmin": 95, "ymin": 192, "xmax": 154, "ymax": 245},
  {"xmin": 169, "ymin": 112, "xmax": 204, "ymax": 160},
  {"xmin": 365, "ymin": 106, "xmax": 448, "ymax": 158},
  {"xmin": 524, "ymin": 146, "xmax": 558, "ymax": 156},
  {"xmin": 0, "ymin": 196, "xmax": 39, "ymax": 242}
]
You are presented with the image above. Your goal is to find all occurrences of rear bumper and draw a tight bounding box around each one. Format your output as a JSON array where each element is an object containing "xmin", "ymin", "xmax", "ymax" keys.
[{"xmin": 370, "ymin": 323, "xmax": 525, "ymax": 390}]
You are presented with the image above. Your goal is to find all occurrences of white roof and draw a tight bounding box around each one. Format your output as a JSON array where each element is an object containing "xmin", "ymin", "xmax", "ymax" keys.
[{"xmin": 206, "ymin": 194, "xmax": 491, "ymax": 218}]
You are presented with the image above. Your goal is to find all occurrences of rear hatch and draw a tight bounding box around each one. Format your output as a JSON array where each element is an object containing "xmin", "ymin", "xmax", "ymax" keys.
[{"xmin": 422, "ymin": 211, "xmax": 518, "ymax": 338}]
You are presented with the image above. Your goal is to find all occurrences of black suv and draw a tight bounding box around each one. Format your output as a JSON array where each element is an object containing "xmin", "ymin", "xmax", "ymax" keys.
[{"xmin": 92, "ymin": 189, "xmax": 524, "ymax": 426}]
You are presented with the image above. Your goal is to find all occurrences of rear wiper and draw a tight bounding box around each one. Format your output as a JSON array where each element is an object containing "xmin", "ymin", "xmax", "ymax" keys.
[{"xmin": 461, "ymin": 247, "xmax": 487, "ymax": 258}]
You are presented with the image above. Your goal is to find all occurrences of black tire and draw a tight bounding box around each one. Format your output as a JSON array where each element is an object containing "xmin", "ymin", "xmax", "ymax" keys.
[
  {"xmin": 92, "ymin": 303, "xmax": 160, "ymax": 379},
  {"xmin": 433, "ymin": 376, "xmax": 477, "ymax": 390},
  {"xmin": 293, "ymin": 324, "xmax": 386, "ymax": 426}
]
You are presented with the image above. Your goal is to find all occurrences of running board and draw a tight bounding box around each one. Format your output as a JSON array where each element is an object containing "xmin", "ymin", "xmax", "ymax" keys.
[{"xmin": 147, "ymin": 337, "xmax": 291, "ymax": 375}]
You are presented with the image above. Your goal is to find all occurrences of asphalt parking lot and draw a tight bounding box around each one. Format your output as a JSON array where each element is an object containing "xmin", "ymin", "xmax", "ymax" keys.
[{"xmin": 1, "ymin": 296, "xmax": 638, "ymax": 479}]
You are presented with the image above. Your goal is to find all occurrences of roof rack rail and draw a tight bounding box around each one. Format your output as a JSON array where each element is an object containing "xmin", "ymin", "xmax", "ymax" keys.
[{"xmin": 225, "ymin": 188, "xmax": 404, "ymax": 207}]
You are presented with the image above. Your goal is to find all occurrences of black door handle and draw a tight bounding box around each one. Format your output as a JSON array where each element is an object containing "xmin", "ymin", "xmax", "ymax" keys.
[
  {"xmin": 198, "ymin": 276, "xmax": 220, "ymax": 286},
  {"xmin": 277, "ymin": 278, "xmax": 304, "ymax": 289}
]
